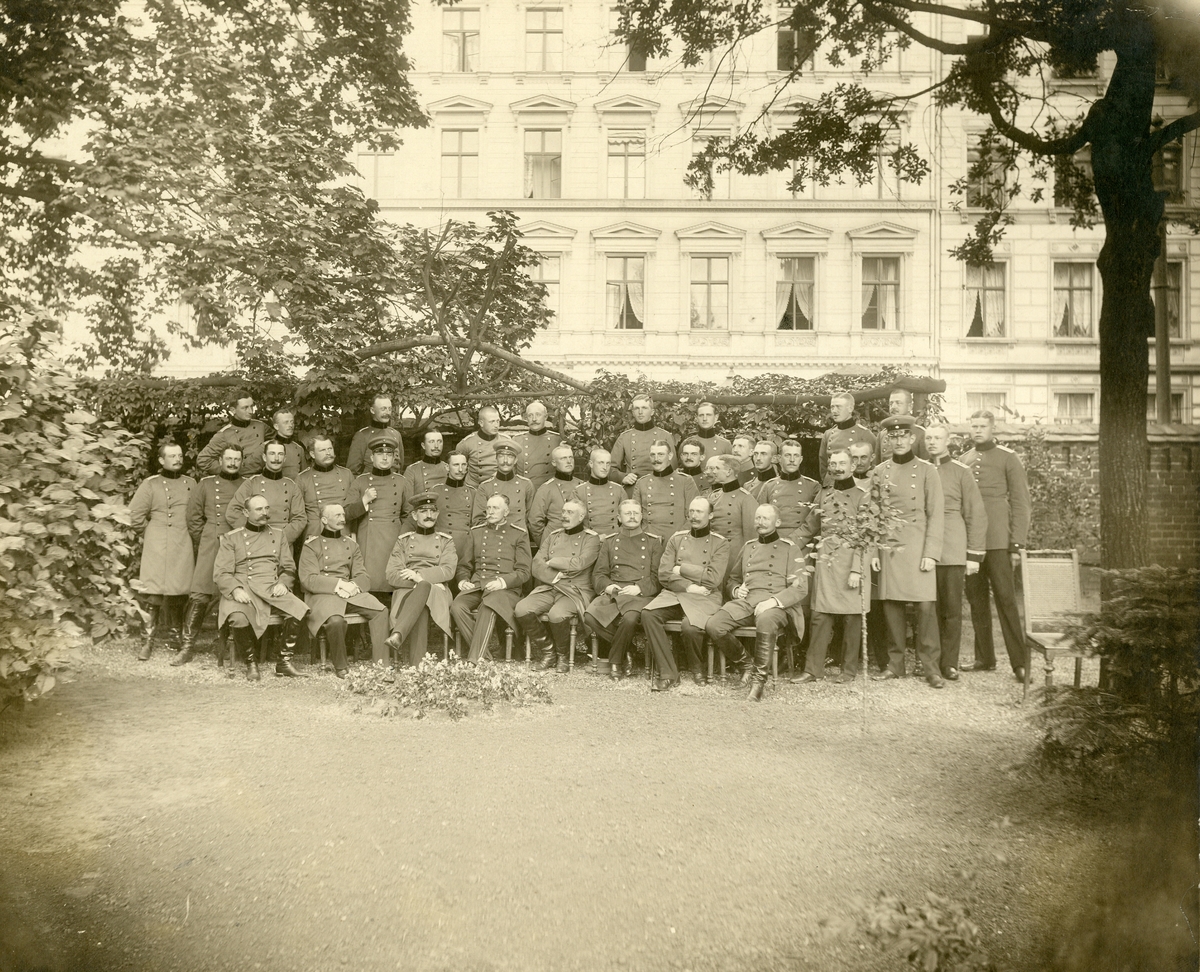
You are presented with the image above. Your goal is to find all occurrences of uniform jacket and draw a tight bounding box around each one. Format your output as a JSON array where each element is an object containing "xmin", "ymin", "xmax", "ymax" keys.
[
  {"xmin": 722, "ymin": 533, "xmax": 808, "ymax": 636},
  {"xmin": 226, "ymin": 472, "xmax": 306, "ymax": 545},
  {"xmin": 528, "ymin": 473, "xmax": 584, "ymax": 548},
  {"xmin": 586, "ymin": 529, "xmax": 664, "ymax": 627},
  {"xmin": 431, "ymin": 480, "xmax": 476, "ymax": 559},
  {"xmin": 632, "ymin": 468, "xmax": 699, "ymax": 539},
  {"xmin": 643, "ymin": 528, "xmax": 730, "ymax": 627},
  {"xmin": 197, "ymin": 419, "xmax": 269, "ymax": 476},
  {"xmin": 872, "ymin": 455, "xmax": 944, "ymax": 603},
  {"xmin": 186, "ymin": 472, "xmax": 243, "ymax": 595},
  {"xmin": 609, "ymin": 424, "xmax": 676, "ymax": 480},
  {"xmin": 345, "ymin": 468, "xmax": 409, "ymax": 590},
  {"xmin": 572, "ymin": 477, "xmax": 626, "ymax": 537},
  {"xmin": 693, "ymin": 431, "xmax": 733, "ymax": 459},
  {"xmin": 458, "ymin": 431, "xmax": 500, "ymax": 487},
  {"xmin": 819, "ymin": 421, "xmax": 877, "ymax": 481},
  {"xmin": 679, "ymin": 467, "xmax": 711, "ymax": 494},
  {"xmin": 531, "ymin": 526, "xmax": 601, "ymax": 620},
  {"xmin": 296, "ymin": 464, "xmax": 355, "ymax": 538},
  {"xmin": 403, "ymin": 456, "xmax": 448, "ymax": 495},
  {"xmin": 270, "ymin": 435, "xmax": 309, "ymax": 482},
  {"xmin": 743, "ymin": 468, "xmax": 779, "ymax": 501},
  {"xmin": 513, "ymin": 429, "xmax": 563, "ymax": 491},
  {"xmin": 707, "ymin": 482, "xmax": 758, "ymax": 579},
  {"xmin": 455, "ymin": 521, "xmax": 532, "ymax": 627},
  {"xmin": 957, "ymin": 441, "xmax": 1031, "ymax": 550},
  {"xmin": 934, "ymin": 455, "xmax": 988, "ymax": 566},
  {"xmin": 384, "ymin": 527, "xmax": 457, "ymax": 636},
  {"xmin": 472, "ymin": 471, "xmax": 535, "ymax": 530},
  {"xmin": 877, "ymin": 424, "xmax": 929, "ymax": 464},
  {"xmin": 793, "ymin": 481, "xmax": 872, "ymax": 615},
  {"xmin": 347, "ymin": 424, "xmax": 404, "ymax": 477},
  {"xmin": 214, "ymin": 524, "xmax": 308, "ymax": 638},
  {"xmin": 759, "ymin": 472, "xmax": 822, "ymax": 533},
  {"xmin": 298, "ymin": 531, "xmax": 385, "ymax": 635},
  {"xmin": 130, "ymin": 472, "xmax": 196, "ymax": 596}
]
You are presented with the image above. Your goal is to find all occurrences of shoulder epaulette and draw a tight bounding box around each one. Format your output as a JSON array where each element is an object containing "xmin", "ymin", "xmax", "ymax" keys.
[
  {"xmin": 671, "ymin": 529, "xmax": 689, "ymax": 538},
  {"xmin": 644, "ymin": 532, "xmax": 661, "ymax": 540},
  {"xmin": 436, "ymin": 531, "xmax": 453, "ymax": 540},
  {"xmin": 916, "ymin": 457, "xmax": 933, "ymax": 466},
  {"xmin": 857, "ymin": 423, "xmax": 871, "ymax": 431},
  {"xmin": 509, "ymin": 523, "xmax": 528, "ymax": 532},
  {"xmin": 709, "ymin": 531, "xmax": 727, "ymax": 541},
  {"xmin": 584, "ymin": 528, "xmax": 599, "ymax": 536},
  {"xmin": 778, "ymin": 536, "xmax": 795, "ymax": 545},
  {"xmin": 397, "ymin": 531, "xmax": 414, "ymax": 539},
  {"xmin": 952, "ymin": 459, "xmax": 971, "ymax": 470},
  {"xmin": 200, "ymin": 474, "xmax": 217, "ymax": 483},
  {"xmin": 996, "ymin": 444, "xmax": 1015, "ymax": 453},
  {"xmin": 217, "ymin": 423, "xmax": 233, "ymax": 432},
  {"xmin": 304, "ymin": 535, "xmax": 319, "ymax": 543}
]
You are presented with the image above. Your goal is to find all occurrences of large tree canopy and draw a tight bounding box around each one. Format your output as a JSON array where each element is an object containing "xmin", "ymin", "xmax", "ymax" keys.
[{"xmin": 615, "ymin": 0, "xmax": 1200, "ymax": 569}]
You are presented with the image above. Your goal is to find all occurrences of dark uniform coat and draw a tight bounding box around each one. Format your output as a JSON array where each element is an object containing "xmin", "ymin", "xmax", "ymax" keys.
[
  {"xmin": 873, "ymin": 456, "xmax": 944, "ymax": 603},
  {"xmin": 707, "ymin": 483, "xmax": 758, "ymax": 579},
  {"xmin": 431, "ymin": 480, "xmax": 476, "ymax": 560},
  {"xmin": 877, "ymin": 424, "xmax": 929, "ymax": 464},
  {"xmin": 693, "ymin": 431, "xmax": 733, "ymax": 459},
  {"xmin": 129, "ymin": 473, "xmax": 196, "ymax": 596},
  {"xmin": 759, "ymin": 472, "xmax": 822, "ymax": 533},
  {"xmin": 586, "ymin": 529, "xmax": 664, "ymax": 627},
  {"xmin": 347, "ymin": 424, "xmax": 404, "ymax": 477},
  {"xmin": 197, "ymin": 419, "xmax": 269, "ymax": 476},
  {"xmin": 818, "ymin": 421, "xmax": 877, "ymax": 481},
  {"xmin": 384, "ymin": 528, "xmax": 457, "ymax": 635},
  {"xmin": 214, "ymin": 525, "xmax": 308, "ymax": 638},
  {"xmin": 643, "ymin": 529, "xmax": 730, "ymax": 627},
  {"xmin": 793, "ymin": 482, "xmax": 872, "ymax": 615},
  {"xmin": 934, "ymin": 456, "xmax": 988, "ymax": 566},
  {"xmin": 296, "ymin": 464, "xmax": 355, "ymax": 538},
  {"xmin": 528, "ymin": 474, "xmax": 584, "ymax": 548},
  {"xmin": 297, "ymin": 532, "xmax": 385, "ymax": 635},
  {"xmin": 722, "ymin": 534, "xmax": 808, "ymax": 636},
  {"xmin": 472, "ymin": 472, "xmax": 535, "ymax": 530},
  {"xmin": 633, "ymin": 469, "xmax": 698, "ymax": 539},
  {"xmin": 403, "ymin": 457, "xmax": 448, "ymax": 496},
  {"xmin": 957, "ymin": 442, "xmax": 1031, "ymax": 551},
  {"xmin": 458, "ymin": 431, "xmax": 500, "ymax": 487},
  {"xmin": 572, "ymin": 477, "xmax": 626, "ymax": 537},
  {"xmin": 513, "ymin": 429, "xmax": 562, "ymax": 491},
  {"xmin": 530, "ymin": 527, "xmax": 602, "ymax": 620},
  {"xmin": 455, "ymin": 521, "xmax": 532, "ymax": 628},
  {"xmin": 227, "ymin": 472, "xmax": 306, "ymax": 544},
  {"xmin": 345, "ymin": 469, "xmax": 409, "ymax": 591},
  {"xmin": 270, "ymin": 435, "xmax": 309, "ymax": 482},
  {"xmin": 609, "ymin": 425, "xmax": 676, "ymax": 480},
  {"xmin": 186, "ymin": 472, "xmax": 243, "ymax": 595}
]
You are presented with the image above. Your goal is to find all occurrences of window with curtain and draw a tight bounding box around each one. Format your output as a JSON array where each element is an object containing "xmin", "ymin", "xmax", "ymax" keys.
[
  {"xmin": 531, "ymin": 255, "xmax": 561, "ymax": 324},
  {"xmin": 607, "ymin": 131, "xmax": 646, "ymax": 199},
  {"xmin": 776, "ymin": 27, "xmax": 815, "ymax": 70},
  {"xmin": 524, "ymin": 129, "xmax": 562, "ymax": 199},
  {"xmin": 861, "ymin": 257, "xmax": 899, "ymax": 329},
  {"xmin": 526, "ymin": 9, "xmax": 563, "ymax": 71},
  {"xmin": 966, "ymin": 392, "xmax": 1007, "ymax": 418},
  {"xmin": 443, "ymin": 9, "xmax": 480, "ymax": 72},
  {"xmin": 966, "ymin": 139, "xmax": 1005, "ymax": 207},
  {"xmin": 690, "ymin": 256, "xmax": 729, "ymax": 329},
  {"xmin": 1151, "ymin": 261, "xmax": 1184, "ymax": 338},
  {"xmin": 965, "ymin": 264, "xmax": 1006, "ymax": 337},
  {"xmin": 1052, "ymin": 263, "xmax": 1094, "ymax": 337},
  {"xmin": 1152, "ymin": 142, "xmax": 1183, "ymax": 202},
  {"xmin": 776, "ymin": 257, "xmax": 814, "ymax": 330},
  {"xmin": 440, "ymin": 130, "xmax": 478, "ymax": 198},
  {"xmin": 1055, "ymin": 392, "xmax": 1094, "ymax": 423},
  {"xmin": 1147, "ymin": 392, "xmax": 1185, "ymax": 423},
  {"xmin": 606, "ymin": 256, "xmax": 644, "ymax": 329}
]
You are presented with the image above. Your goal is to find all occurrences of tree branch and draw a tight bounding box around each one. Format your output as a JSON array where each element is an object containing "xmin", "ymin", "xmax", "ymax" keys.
[
  {"xmin": 980, "ymin": 86, "xmax": 1095, "ymax": 155},
  {"xmin": 871, "ymin": 0, "xmax": 1048, "ymax": 39},
  {"xmin": 860, "ymin": 0, "xmax": 975, "ymax": 55},
  {"xmin": 1145, "ymin": 110, "xmax": 1200, "ymax": 156},
  {"xmin": 0, "ymin": 183, "xmax": 191, "ymax": 247}
]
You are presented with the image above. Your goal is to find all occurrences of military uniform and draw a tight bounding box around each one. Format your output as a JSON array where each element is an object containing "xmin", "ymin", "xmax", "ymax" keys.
[
  {"xmin": 130, "ymin": 471, "xmax": 196, "ymax": 597},
  {"xmin": 472, "ymin": 471, "xmax": 535, "ymax": 529},
  {"xmin": 296, "ymin": 463, "xmax": 355, "ymax": 538},
  {"xmin": 632, "ymin": 467, "xmax": 698, "ymax": 539},
  {"xmin": 818, "ymin": 420, "xmax": 877, "ymax": 482},
  {"xmin": 707, "ymin": 481, "xmax": 758, "ymax": 580},
  {"xmin": 270, "ymin": 434, "xmax": 309, "ymax": 482},
  {"xmin": 431, "ymin": 478, "xmax": 476, "ymax": 561},
  {"xmin": 226, "ymin": 471, "xmax": 306, "ymax": 544},
  {"xmin": 450, "ymin": 520, "xmax": 532, "ymax": 662},
  {"xmin": 383, "ymin": 522, "xmax": 457, "ymax": 666},
  {"xmin": 298, "ymin": 530, "xmax": 385, "ymax": 673},
  {"xmin": 959, "ymin": 440, "xmax": 1031, "ymax": 673},
  {"xmin": 760, "ymin": 471, "xmax": 821, "ymax": 533},
  {"xmin": 609, "ymin": 423, "xmax": 676, "ymax": 481},
  {"xmin": 528, "ymin": 473, "xmax": 584, "ymax": 548},
  {"xmin": 584, "ymin": 529, "xmax": 664, "ymax": 672},
  {"xmin": 877, "ymin": 423, "xmax": 929, "ymax": 464},
  {"xmin": 345, "ymin": 466, "xmax": 409, "ymax": 660},
  {"xmin": 403, "ymin": 455, "xmax": 449, "ymax": 495},
  {"xmin": 934, "ymin": 455, "xmax": 988, "ymax": 674},
  {"xmin": 743, "ymin": 467, "xmax": 779, "ymax": 501},
  {"xmin": 679, "ymin": 464, "xmax": 711, "ymax": 493},
  {"xmin": 197, "ymin": 418, "xmax": 269, "ymax": 476},
  {"xmin": 693, "ymin": 429, "xmax": 733, "ymax": 459},
  {"xmin": 516, "ymin": 525, "xmax": 601, "ymax": 668},
  {"xmin": 513, "ymin": 428, "xmax": 563, "ymax": 491},
  {"xmin": 641, "ymin": 527, "xmax": 730, "ymax": 683},
  {"xmin": 186, "ymin": 472, "xmax": 242, "ymax": 595},
  {"xmin": 458, "ymin": 430, "xmax": 500, "ymax": 487},
  {"xmin": 573, "ymin": 477, "xmax": 626, "ymax": 537},
  {"xmin": 347, "ymin": 424, "xmax": 404, "ymax": 477}
]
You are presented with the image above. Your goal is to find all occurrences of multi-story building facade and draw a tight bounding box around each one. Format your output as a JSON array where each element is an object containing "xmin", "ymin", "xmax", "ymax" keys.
[{"xmin": 364, "ymin": 2, "xmax": 1199, "ymax": 424}]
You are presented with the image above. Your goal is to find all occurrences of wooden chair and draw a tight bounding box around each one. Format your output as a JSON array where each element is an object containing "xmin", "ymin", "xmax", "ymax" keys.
[
  {"xmin": 454, "ymin": 625, "xmax": 518, "ymax": 665},
  {"xmin": 318, "ymin": 616, "xmax": 451, "ymax": 672},
  {"xmin": 662, "ymin": 621, "xmax": 783, "ymax": 682},
  {"xmin": 1019, "ymin": 549, "xmax": 1088, "ymax": 696}
]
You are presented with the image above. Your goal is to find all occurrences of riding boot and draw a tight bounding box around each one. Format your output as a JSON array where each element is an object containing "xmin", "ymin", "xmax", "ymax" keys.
[
  {"xmin": 748, "ymin": 630, "xmax": 774, "ymax": 702},
  {"xmin": 276, "ymin": 619, "xmax": 302, "ymax": 677},
  {"xmin": 323, "ymin": 618, "xmax": 349, "ymax": 675},
  {"xmin": 231, "ymin": 626, "xmax": 259, "ymax": 680},
  {"xmin": 524, "ymin": 615, "xmax": 555, "ymax": 670},
  {"xmin": 548, "ymin": 620, "xmax": 572, "ymax": 673},
  {"xmin": 216, "ymin": 622, "xmax": 229, "ymax": 668},
  {"xmin": 138, "ymin": 602, "xmax": 161, "ymax": 661},
  {"xmin": 171, "ymin": 597, "xmax": 207, "ymax": 666}
]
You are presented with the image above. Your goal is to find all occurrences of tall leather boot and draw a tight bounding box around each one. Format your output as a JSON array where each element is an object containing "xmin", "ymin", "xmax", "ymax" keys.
[
  {"xmin": 276, "ymin": 619, "xmax": 302, "ymax": 678},
  {"xmin": 323, "ymin": 617, "xmax": 349, "ymax": 677},
  {"xmin": 748, "ymin": 630, "xmax": 774, "ymax": 702},
  {"xmin": 548, "ymin": 619, "xmax": 572, "ymax": 674},
  {"xmin": 216, "ymin": 622, "xmax": 229, "ymax": 669},
  {"xmin": 524, "ymin": 616, "xmax": 555, "ymax": 670},
  {"xmin": 138, "ymin": 601, "xmax": 161, "ymax": 661},
  {"xmin": 171, "ymin": 596, "xmax": 207, "ymax": 667},
  {"xmin": 231, "ymin": 626, "xmax": 259, "ymax": 680}
]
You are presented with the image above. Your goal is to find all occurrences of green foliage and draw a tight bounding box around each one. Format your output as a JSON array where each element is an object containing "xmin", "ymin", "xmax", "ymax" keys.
[
  {"xmin": 343, "ymin": 657, "xmax": 554, "ymax": 720},
  {"xmin": 1013, "ymin": 427, "xmax": 1099, "ymax": 555},
  {"xmin": 861, "ymin": 891, "xmax": 996, "ymax": 972},
  {"xmin": 0, "ymin": 313, "xmax": 146, "ymax": 706}
]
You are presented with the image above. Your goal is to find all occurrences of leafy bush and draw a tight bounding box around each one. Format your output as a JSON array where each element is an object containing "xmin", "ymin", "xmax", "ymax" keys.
[
  {"xmin": 1013, "ymin": 425, "xmax": 1099, "ymax": 554},
  {"xmin": 0, "ymin": 314, "xmax": 146, "ymax": 707},
  {"xmin": 861, "ymin": 891, "xmax": 996, "ymax": 972},
  {"xmin": 343, "ymin": 657, "xmax": 553, "ymax": 720}
]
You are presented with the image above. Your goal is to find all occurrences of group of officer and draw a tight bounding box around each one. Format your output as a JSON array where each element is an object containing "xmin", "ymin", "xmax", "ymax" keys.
[{"xmin": 128, "ymin": 386, "xmax": 1031, "ymax": 695}]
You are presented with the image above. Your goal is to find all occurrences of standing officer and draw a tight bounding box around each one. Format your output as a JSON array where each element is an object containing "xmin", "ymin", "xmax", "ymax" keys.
[
  {"xmin": 472, "ymin": 437, "xmax": 534, "ymax": 529},
  {"xmin": 347, "ymin": 393, "xmax": 404, "ymax": 476},
  {"xmin": 819, "ymin": 391, "xmax": 877, "ymax": 482},
  {"xmin": 129, "ymin": 442, "xmax": 196, "ymax": 660},
  {"xmin": 196, "ymin": 392, "xmax": 268, "ymax": 476},
  {"xmin": 345, "ymin": 433, "xmax": 410, "ymax": 661},
  {"xmin": 791, "ymin": 450, "xmax": 870, "ymax": 684},
  {"xmin": 298, "ymin": 504, "xmax": 385, "ymax": 678},
  {"xmin": 641, "ymin": 497, "xmax": 730, "ymax": 690},
  {"xmin": 269, "ymin": 407, "xmax": 308, "ymax": 481},
  {"xmin": 704, "ymin": 455, "xmax": 757, "ymax": 581},
  {"xmin": 584, "ymin": 499, "xmax": 663, "ymax": 679},
  {"xmin": 514, "ymin": 400, "xmax": 562, "ymax": 491},
  {"xmin": 384, "ymin": 493, "xmax": 457, "ymax": 666},
  {"xmin": 849, "ymin": 441, "xmax": 875, "ymax": 488},
  {"xmin": 693, "ymin": 402, "xmax": 733, "ymax": 458},
  {"xmin": 729, "ymin": 435, "xmax": 756, "ymax": 485},
  {"xmin": 516, "ymin": 499, "xmax": 600, "ymax": 672},
  {"xmin": 404, "ymin": 430, "xmax": 448, "ymax": 495},
  {"xmin": 959, "ymin": 410, "xmax": 1031, "ymax": 680},
  {"xmin": 610, "ymin": 394, "xmax": 676, "ymax": 486},
  {"xmin": 707, "ymin": 503, "xmax": 807, "ymax": 701},
  {"xmin": 927, "ymin": 425, "xmax": 988, "ymax": 680},
  {"xmin": 176, "ymin": 444, "xmax": 244, "ymax": 667},
  {"xmin": 759, "ymin": 439, "xmax": 820, "ymax": 533},
  {"xmin": 848, "ymin": 438, "xmax": 886, "ymax": 669},
  {"xmin": 744, "ymin": 439, "xmax": 780, "ymax": 499},
  {"xmin": 633, "ymin": 439, "xmax": 698, "ymax": 539},
  {"xmin": 869, "ymin": 416, "xmax": 946, "ymax": 689},
  {"xmin": 876, "ymin": 388, "xmax": 929, "ymax": 463},
  {"xmin": 678, "ymin": 437, "xmax": 710, "ymax": 492},
  {"xmin": 528, "ymin": 444, "xmax": 583, "ymax": 548},
  {"xmin": 431, "ymin": 452, "xmax": 475, "ymax": 563},
  {"xmin": 573, "ymin": 448, "xmax": 625, "ymax": 536},
  {"xmin": 459, "ymin": 405, "xmax": 503, "ymax": 487},
  {"xmin": 214, "ymin": 494, "xmax": 309, "ymax": 680},
  {"xmin": 450, "ymin": 494, "xmax": 532, "ymax": 663},
  {"xmin": 297, "ymin": 433, "xmax": 354, "ymax": 538}
]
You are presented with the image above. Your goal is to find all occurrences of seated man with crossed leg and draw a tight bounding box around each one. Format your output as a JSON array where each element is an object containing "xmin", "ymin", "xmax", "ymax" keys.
[{"xmin": 384, "ymin": 492, "xmax": 458, "ymax": 666}]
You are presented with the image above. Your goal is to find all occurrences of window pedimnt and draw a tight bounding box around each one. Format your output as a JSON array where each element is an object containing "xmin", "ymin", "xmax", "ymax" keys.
[
  {"xmin": 591, "ymin": 220, "xmax": 661, "ymax": 253},
  {"xmin": 676, "ymin": 221, "xmax": 746, "ymax": 253},
  {"xmin": 510, "ymin": 94, "xmax": 577, "ymax": 128},
  {"xmin": 427, "ymin": 96, "xmax": 493, "ymax": 127},
  {"xmin": 520, "ymin": 220, "xmax": 577, "ymax": 249},
  {"xmin": 680, "ymin": 96, "xmax": 744, "ymax": 133},
  {"xmin": 846, "ymin": 220, "xmax": 919, "ymax": 252},
  {"xmin": 595, "ymin": 95, "xmax": 660, "ymax": 116},
  {"xmin": 761, "ymin": 219, "xmax": 833, "ymax": 253}
]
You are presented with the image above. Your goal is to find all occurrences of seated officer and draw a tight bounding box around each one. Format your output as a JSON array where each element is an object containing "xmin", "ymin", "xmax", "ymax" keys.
[
  {"xmin": 214, "ymin": 494, "xmax": 309, "ymax": 680},
  {"xmin": 707, "ymin": 503, "xmax": 807, "ymax": 701},
  {"xmin": 298, "ymin": 504, "xmax": 385, "ymax": 678},
  {"xmin": 516, "ymin": 499, "xmax": 600, "ymax": 673},
  {"xmin": 583, "ymin": 499, "xmax": 663, "ymax": 680},
  {"xmin": 384, "ymin": 493, "xmax": 457, "ymax": 666}
]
